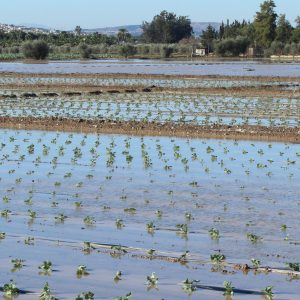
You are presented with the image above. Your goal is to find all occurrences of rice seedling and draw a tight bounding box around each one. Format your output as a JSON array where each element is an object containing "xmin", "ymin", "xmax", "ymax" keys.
[
  {"xmin": 262, "ymin": 286, "xmax": 274, "ymax": 299},
  {"xmin": 39, "ymin": 282, "xmax": 57, "ymax": 300},
  {"xmin": 76, "ymin": 292, "xmax": 95, "ymax": 300},
  {"xmin": 76, "ymin": 265, "xmax": 89, "ymax": 278},
  {"xmin": 182, "ymin": 279, "xmax": 197, "ymax": 294},
  {"xmin": 3, "ymin": 280, "xmax": 19, "ymax": 298},
  {"xmin": 38, "ymin": 261, "xmax": 52, "ymax": 275},
  {"xmin": 223, "ymin": 281, "xmax": 234, "ymax": 296}
]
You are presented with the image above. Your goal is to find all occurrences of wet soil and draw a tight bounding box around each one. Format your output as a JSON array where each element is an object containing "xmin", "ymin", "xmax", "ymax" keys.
[{"xmin": 0, "ymin": 116, "xmax": 299, "ymax": 143}]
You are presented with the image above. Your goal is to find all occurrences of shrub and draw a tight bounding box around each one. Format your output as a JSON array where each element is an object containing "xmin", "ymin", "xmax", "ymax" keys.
[
  {"xmin": 215, "ymin": 37, "xmax": 250, "ymax": 56},
  {"xmin": 160, "ymin": 46, "xmax": 174, "ymax": 58},
  {"xmin": 119, "ymin": 44, "xmax": 137, "ymax": 59},
  {"xmin": 22, "ymin": 40, "xmax": 49, "ymax": 60},
  {"xmin": 78, "ymin": 43, "xmax": 92, "ymax": 59}
]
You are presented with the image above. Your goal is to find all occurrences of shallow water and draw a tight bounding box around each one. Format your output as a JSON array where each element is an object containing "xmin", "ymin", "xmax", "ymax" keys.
[
  {"xmin": 0, "ymin": 129, "xmax": 299, "ymax": 299},
  {"xmin": 1, "ymin": 60, "xmax": 300, "ymax": 76},
  {"xmin": 1, "ymin": 93, "xmax": 299, "ymax": 127}
]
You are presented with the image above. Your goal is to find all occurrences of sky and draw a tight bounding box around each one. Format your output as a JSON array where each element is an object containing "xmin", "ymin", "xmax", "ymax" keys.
[{"xmin": 0, "ymin": 0, "xmax": 299, "ymax": 30}]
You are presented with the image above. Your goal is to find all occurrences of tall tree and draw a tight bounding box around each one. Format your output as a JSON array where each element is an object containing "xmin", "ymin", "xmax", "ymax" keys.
[
  {"xmin": 291, "ymin": 16, "xmax": 300, "ymax": 43},
  {"xmin": 275, "ymin": 14, "xmax": 292, "ymax": 43},
  {"xmin": 200, "ymin": 24, "xmax": 218, "ymax": 52},
  {"xmin": 253, "ymin": 0, "xmax": 277, "ymax": 48},
  {"xmin": 75, "ymin": 26, "xmax": 82, "ymax": 36},
  {"xmin": 142, "ymin": 11, "xmax": 193, "ymax": 43}
]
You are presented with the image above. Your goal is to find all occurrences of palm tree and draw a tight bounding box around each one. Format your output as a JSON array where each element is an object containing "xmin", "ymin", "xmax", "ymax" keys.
[{"xmin": 117, "ymin": 29, "xmax": 131, "ymax": 43}]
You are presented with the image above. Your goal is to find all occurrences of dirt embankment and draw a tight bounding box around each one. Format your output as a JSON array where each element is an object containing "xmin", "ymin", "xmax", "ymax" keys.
[
  {"xmin": 0, "ymin": 117, "xmax": 299, "ymax": 143},
  {"xmin": 1, "ymin": 71, "xmax": 300, "ymax": 82}
]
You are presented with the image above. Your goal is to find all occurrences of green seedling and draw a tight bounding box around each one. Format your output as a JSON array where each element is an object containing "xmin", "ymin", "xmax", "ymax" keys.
[
  {"xmin": 262, "ymin": 286, "xmax": 274, "ymax": 299},
  {"xmin": 147, "ymin": 249, "xmax": 156, "ymax": 256},
  {"xmin": 176, "ymin": 223, "xmax": 188, "ymax": 235},
  {"xmin": 185, "ymin": 212, "xmax": 193, "ymax": 221},
  {"xmin": 1, "ymin": 209, "xmax": 11, "ymax": 217},
  {"xmin": 83, "ymin": 241, "xmax": 95, "ymax": 252},
  {"xmin": 111, "ymin": 245, "xmax": 127, "ymax": 254},
  {"xmin": 223, "ymin": 281, "xmax": 234, "ymax": 296},
  {"xmin": 147, "ymin": 272, "xmax": 158, "ymax": 287},
  {"xmin": 209, "ymin": 228, "xmax": 220, "ymax": 240},
  {"xmin": 179, "ymin": 250, "xmax": 190, "ymax": 263},
  {"xmin": 24, "ymin": 236, "xmax": 34, "ymax": 245},
  {"xmin": 251, "ymin": 258, "xmax": 261, "ymax": 268},
  {"xmin": 76, "ymin": 292, "xmax": 95, "ymax": 300},
  {"xmin": 55, "ymin": 214, "xmax": 67, "ymax": 222},
  {"xmin": 182, "ymin": 279, "xmax": 197, "ymax": 294},
  {"xmin": 77, "ymin": 265, "xmax": 89, "ymax": 277},
  {"xmin": 210, "ymin": 253, "xmax": 226, "ymax": 263},
  {"xmin": 247, "ymin": 233, "xmax": 262, "ymax": 243},
  {"xmin": 281, "ymin": 224, "xmax": 287, "ymax": 231},
  {"xmin": 11, "ymin": 259, "xmax": 25, "ymax": 271},
  {"xmin": 124, "ymin": 207, "xmax": 136, "ymax": 214},
  {"xmin": 114, "ymin": 292, "xmax": 132, "ymax": 300},
  {"xmin": 39, "ymin": 261, "xmax": 52, "ymax": 274},
  {"xmin": 155, "ymin": 210, "xmax": 162, "ymax": 218},
  {"xmin": 39, "ymin": 282, "xmax": 56, "ymax": 300},
  {"xmin": 3, "ymin": 280, "xmax": 19, "ymax": 298},
  {"xmin": 28, "ymin": 209, "xmax": 36, "ymax": 218},
  {"xmin": 115, "ymin": 219, "xmax": 124, "ymax": 229},
  {"xmin": 286, "ymin": 263, "xmax": 300, "ymax": 271},
  {"xmin": 114, "ymin": 271, "xmax": 122, "ymax": 281},
  {"xmin": 83, "ymin": 216, "xmax": 95, "ymax": 225},
  {"xmin": 75, "ymin": 201, "xmax": 82, "ymax": 208}
]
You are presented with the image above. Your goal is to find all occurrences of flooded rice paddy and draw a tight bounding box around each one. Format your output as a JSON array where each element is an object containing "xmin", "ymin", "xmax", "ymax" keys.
[
  {"xmin": 0, "ymin": 129, "xmax": 300, "ymax": 299},
  {"xmin": 0, "ymin": 60, "xmax": 300, "ymax": 77},
  {"xmin": 0, "ymin": 59, "xmax": 299, "ymax": 299},
  {"xmin": 1, "ymin": 76, "xmax": 300, "ymax": 91},
  {"xmin": 0, "ymin": 92, "xmax": 299, "ymax": 127}
]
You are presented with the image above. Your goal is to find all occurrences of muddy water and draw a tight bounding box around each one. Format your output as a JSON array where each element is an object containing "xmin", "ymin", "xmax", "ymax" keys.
[
  {"xmin": 0, "ymin": 60, "xmax": 300, "ymax": 76},
  {"xmin": 0, "ymin": 129, "xmax": 299, "ymax": 299}
]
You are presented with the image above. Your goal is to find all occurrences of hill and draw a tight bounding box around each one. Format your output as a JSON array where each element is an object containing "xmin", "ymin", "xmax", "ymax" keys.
[{"xmin": 83, "ymin": 22, "xmax": 221, "ymax": 37}]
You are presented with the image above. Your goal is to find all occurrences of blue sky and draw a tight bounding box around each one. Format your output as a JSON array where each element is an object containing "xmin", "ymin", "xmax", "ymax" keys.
[{"xmin": 0, "ymin": 0, "xmax": 299, "ymax": 29}]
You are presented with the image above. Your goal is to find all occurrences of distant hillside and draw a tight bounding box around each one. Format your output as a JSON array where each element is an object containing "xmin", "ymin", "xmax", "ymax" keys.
[
  {"xmin": 83, "ymin": 22, "xmax": 221, "ymax": 37},
  {"xmin": 0, "ymin": 22, "xmax": 221, "ymax": 37}
]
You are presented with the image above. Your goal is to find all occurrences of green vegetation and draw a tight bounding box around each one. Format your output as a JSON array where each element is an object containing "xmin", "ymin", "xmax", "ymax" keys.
[
  {"xmin": 22, "ymin": 40, "xmax": 49, "ymax": 60},
  {"xmin": 3, "ymin": 280, "xmax": 19, "ymax": 298},
  {"xmin": 39, "ymin": 282, "xmax": 56, "ymax": 300},
  {"xmin": 1, "ymin": 1, "xmax": 299, "ymax": 59},
  {"xmin": 119, "ymin": 44, "xmax": 137, "ymax": 59},
  {"xmin": 141, "ymin": 10, "xmax": 193, "ymax": 43}
]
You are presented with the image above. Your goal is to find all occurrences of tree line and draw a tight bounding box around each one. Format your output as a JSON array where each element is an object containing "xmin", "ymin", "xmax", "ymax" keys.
[{"xmin": 0, "ymin": 0, "xmax": 299, "ymax": 59}]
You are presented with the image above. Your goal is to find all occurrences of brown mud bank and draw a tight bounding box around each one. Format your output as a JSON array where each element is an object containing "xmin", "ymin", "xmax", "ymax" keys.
[
  {"xmin": 1, "ymin": 83, "xmax": 299, "ymax": 99},
  {"xmin": 1, "ymin": 71, "xmax": 300, "ymax": 82},
  {"xmin": 0, "ymin": 116, "xmax": 299, "ymax": 143}
]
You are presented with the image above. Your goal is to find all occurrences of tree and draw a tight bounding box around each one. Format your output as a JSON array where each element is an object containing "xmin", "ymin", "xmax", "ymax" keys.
[
  {"xmin": 253, "ymin": 0, "xmax": 277, "ymax": 48},
  {"xmin": 117, "ymin": 29, "xmax": 132, "ymax": 43},
  {"xmin": 142, "ymin": 11, "xmax": 193, "ymax": 43},
  {"xmin": 275, "ymin": 14, "xmax": 292, "ymax": 43},
  {"xmin": 22, "ymin": 40, "xmax": 49, "ymax": 60},
  {"xmin": 75, "ymin": 26, "xmax": 82, "ymax": 36},
  {"xmin": 201, "ymin": 24, "xmax": 218, "ymax": 52},
  {"xmin": 291, "ymin": 16, "xmax": 300, "ymax": 43}
]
